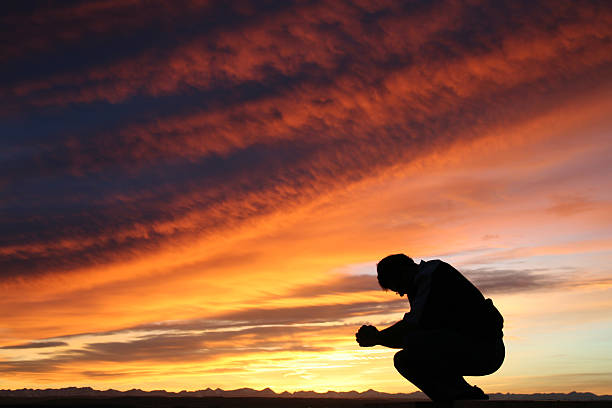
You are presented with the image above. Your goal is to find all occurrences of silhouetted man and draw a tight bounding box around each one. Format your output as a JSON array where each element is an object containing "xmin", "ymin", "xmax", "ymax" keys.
[{"xmin": 355, "ymin": 254, "xmax": 504, "ymax": 401}]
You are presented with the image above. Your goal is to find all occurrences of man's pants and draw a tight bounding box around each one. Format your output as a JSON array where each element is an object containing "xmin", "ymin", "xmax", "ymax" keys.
[{"xmin": 393, "ymin": 329, "xmax": 505, "ymax": 401}]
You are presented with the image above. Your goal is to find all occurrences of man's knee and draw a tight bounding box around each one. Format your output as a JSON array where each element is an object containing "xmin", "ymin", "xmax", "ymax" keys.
[
  {"xmin": 394, "ymin": 349, "xmax": 432, "ymax": 374},
  {"xmin": 394, "ymin": 349, "xmax": 424, "ymax": 383},
  {"xmin": 394, "ymin": 349, "xmax": 409, "ymax": 371}
]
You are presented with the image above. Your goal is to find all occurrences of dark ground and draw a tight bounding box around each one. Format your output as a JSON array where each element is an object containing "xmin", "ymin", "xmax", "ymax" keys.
[{"xmin": 1, "ymin": 397, "xmax": 611, "ymax": 408}]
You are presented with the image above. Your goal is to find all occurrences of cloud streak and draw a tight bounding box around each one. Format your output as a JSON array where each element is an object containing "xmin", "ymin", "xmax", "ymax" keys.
[{"xmin": 1, "ymin": 341, "xmax": 68, "ymax": 350}]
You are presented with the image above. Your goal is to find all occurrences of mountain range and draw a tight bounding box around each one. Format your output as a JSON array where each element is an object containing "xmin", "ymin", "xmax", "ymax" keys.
[{"xmin": 1, "ymin": 387, "xmax": 610, "ymax": 401}]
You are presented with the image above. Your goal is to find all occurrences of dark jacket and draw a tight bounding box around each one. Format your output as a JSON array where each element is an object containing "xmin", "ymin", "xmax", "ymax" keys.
[{"xmin": 403, "ymin": 260, "xmax": 503, "ymax": 338}]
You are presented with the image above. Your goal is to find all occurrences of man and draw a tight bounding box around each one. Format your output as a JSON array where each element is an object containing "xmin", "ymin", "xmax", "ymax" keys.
[{"xmin": 355, "ymin": 254, "xmax": 504, "ymax": 401}]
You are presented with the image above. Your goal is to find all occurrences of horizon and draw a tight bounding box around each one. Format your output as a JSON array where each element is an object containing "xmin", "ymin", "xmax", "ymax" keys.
[
  {"xmin": 2, "ymin": 386, "xmax": 610, "ymax": 397},
  {"xmin": 1, "ymin": 0, "xmax": 612, "ymax": 396}
]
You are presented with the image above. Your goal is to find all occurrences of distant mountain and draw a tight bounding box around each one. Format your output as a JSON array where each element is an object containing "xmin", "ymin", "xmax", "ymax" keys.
[
  {"xmin": 489, "ymin": 391, "xmax": 612, "ymax": 401},
  {"xmin": 1, "ymin": 387, "xmax": 610, "ymax": 401}
]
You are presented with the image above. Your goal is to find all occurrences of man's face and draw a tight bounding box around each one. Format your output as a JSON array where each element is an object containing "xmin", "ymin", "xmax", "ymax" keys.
[{"xmin": 388, "ymin": 270, "xmax": 413, "ymax": 297}]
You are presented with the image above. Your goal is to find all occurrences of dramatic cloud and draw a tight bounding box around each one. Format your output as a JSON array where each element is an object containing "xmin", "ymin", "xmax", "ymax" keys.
[{"xmin": 2, "ymin": 0, "xmax": 610, "ymax": 281}]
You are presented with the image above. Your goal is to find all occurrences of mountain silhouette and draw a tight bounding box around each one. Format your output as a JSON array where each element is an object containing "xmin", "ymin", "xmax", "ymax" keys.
[{"xmin": 1, "ymin": 387, "xmax": 610, "ymax": 401}]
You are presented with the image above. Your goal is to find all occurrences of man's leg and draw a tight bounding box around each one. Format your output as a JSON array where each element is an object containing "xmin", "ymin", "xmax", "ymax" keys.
[
  {"xmin": 393, "ymin": 349, "xmax": 437, "ymax": 400},
  {"xmin": 394, "ymin": 349, "xmax": 474, "ymax": 401},
  {"xmin": 393, "ymin": 329, "xmax": 490, "ymax": 401}
]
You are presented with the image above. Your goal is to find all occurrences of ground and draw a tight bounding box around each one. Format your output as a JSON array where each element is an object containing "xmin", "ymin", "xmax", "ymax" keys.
[{"xmin": 1, "ymin": 398, "xmax": 611, "ymax": 408}]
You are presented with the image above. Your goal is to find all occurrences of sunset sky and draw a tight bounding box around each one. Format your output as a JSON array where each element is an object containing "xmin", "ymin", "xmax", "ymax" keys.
[{"xmin": 1, "ymin": 0, "xmax": 612, "ymax": 395}]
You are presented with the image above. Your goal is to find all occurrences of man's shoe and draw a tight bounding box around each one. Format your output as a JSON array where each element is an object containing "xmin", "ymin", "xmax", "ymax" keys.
[{"xmin": 455, "ymin": 385, "xmax": 489, "ymax": 400}]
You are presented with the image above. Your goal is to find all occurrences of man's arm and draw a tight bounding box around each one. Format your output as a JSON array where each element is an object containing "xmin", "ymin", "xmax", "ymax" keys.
[
  {"xmin": 402, "ymin": 261, "xmax": 436, "ymax": 328},
  {"xmin": 356, "ymin": 320, "xmax": 406, "ymax": 349},
  {"xmin": 376, "ymin": 320, "xmax": 407, "ymax": 348}
]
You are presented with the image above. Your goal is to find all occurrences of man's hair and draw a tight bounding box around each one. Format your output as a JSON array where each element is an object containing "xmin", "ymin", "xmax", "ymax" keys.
[{"xmin": 376, "ymin": 253, "xmax": 415, "ymax": 290}]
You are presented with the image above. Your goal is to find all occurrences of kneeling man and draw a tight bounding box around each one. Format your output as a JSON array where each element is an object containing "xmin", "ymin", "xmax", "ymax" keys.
[{"xmin": 356, "ymin": 254, "xmax": 504, "ymax": 401}]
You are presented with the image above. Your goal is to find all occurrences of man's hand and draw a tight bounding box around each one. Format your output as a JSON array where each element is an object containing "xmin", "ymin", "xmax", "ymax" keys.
[{"xmin": 355, "ymin": 324, "xmax": 379, "ymax": 347}]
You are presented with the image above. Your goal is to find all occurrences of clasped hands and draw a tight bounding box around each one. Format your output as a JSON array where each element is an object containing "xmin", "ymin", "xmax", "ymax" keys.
[{"xmin": 355, "ymin": 324, "xmax": 379, "ymax": 347}]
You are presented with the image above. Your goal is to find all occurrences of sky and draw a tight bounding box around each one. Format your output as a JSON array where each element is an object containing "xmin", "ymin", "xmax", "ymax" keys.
[{"xmin": 1, "ymin": 0, "xmax": 612, "ymax": 395}]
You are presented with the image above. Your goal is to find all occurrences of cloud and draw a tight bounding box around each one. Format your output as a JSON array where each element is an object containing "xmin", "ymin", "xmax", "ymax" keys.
[
  {"xmin": 0, "ymin": 1, "xmax": 270, "ymax": 68},
  {"xmin": 1, "ymin": 265, "xmax": 610, "ymax": 378},
  {"xmin": 5, "ymin": 1, "xmax": 611, "ymax": 109},
  {"xmin": 127, "ymin": 298, "xmax": 408, "ymax": 335},
  {"xmin": 0, "ymin": 259, "xmax": 595, "ymax": 376},
  {"xmin": 3, "ymin": 74, "xmax": 608, "ymax": 279},
  {"xmin": 287, "ymin": 274, "xmax": 382, "ymax": 298},
  {"xmin": 1, "ymin": 0, "xmax": 610, "ymax": 282},
  {"xmin": 289, "ymin": 268, "xmax": 576, "ymax": 298},
  {"xmin": 463, "ymin": 267, "xmax": 570, "ymax": 295},
  {"xmin": 547, "ymin": 194, "xmax": 595, "ymax": 217},
  {"xmin": 0, "ymin": 324, "xmax": 344, "ymax": 375},
  {"xmin": 1, "ymin": 341, "xmax": 68, "ymax": 349}
]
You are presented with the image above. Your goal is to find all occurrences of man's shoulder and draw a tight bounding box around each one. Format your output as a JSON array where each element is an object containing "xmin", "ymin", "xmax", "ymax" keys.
[
  {"xmin": 418, "ymin": 259, "xmax": 458, "ymax": 276},
  {"xmin": 416, "ymin": 259, "xmax": 442, "ymax": 277},
  {"xmin": 418, "ymin": 259, "xmax": 444, "ymax": 270}
]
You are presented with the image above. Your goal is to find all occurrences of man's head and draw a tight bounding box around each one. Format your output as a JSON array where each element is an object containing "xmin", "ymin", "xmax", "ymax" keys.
[{"xmin": 377, "ymin": 254, "xmax": 418, "ymax": 296}]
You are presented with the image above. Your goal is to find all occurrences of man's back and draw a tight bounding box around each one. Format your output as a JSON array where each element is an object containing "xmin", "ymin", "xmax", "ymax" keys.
[{"xmin": 414, "ymin": 260, "xmax": 503, "ymax": 338}]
